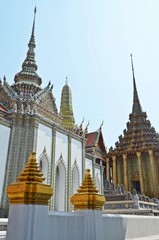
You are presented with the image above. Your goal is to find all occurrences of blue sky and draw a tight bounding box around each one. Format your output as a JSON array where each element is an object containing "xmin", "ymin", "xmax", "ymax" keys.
[{"xmin": 1, "ymin": 1, "xmax": 159, "ymax": 148}]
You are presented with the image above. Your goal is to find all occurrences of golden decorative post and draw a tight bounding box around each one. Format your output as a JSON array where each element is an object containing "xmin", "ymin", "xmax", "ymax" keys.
[
  {"xmin": 7, "ymin": 152, "xmax": 53, "ymax": 240},
  {"xmin": 112, "ymin": 156, "xmax": 117, "ymax": 185},
  {"xmin": 7, "ymin": 152, "xmax": 53, "ymax": 205},
  {"xmin": 71, "ymin": 169, "xmax": 105, "ymax": 210},
  {"xmin": 136, "ymin": 152, "xmax": 145, "ymax": 194},
  {"xmin": 123, "ymin": 154, "xmax": 128, "ymax": 191},
  {"xmin": 106, "ymin": 157, "xmax": 110, "ymax": 181},
  {"xmin": 148, "ymin": 150, "xmax": 157, "ymax": 196}
]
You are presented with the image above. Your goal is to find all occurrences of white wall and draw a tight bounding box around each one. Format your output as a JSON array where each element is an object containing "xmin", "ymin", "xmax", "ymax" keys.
[
  {"xmin": 102, "ymin": 214, "xmax": 159, "ymax": 240},
  {"xmin": 55, "ymin": 131, "xmax": 68, "ymax": 168},
  {"xmin": 71, "ymin": 138, "xmax": 82, "ymax": 183},
  {"xmin": 85, "ymin": 158, "xmax": 93, "ymax": 176},
  {"xmin": 6, "ymin": 206, "xmax": 159, "ymax": 240},
  {"xmin": 48, "ymin": 211, "xmax": 159, "ymax": 240},
  {"xmin": 36, "ymin": 124, "xmax": 52, "ymax": 160},
  {"xmin": 0, "ymin": 124, "xmax": 10, "ymax": 202}
]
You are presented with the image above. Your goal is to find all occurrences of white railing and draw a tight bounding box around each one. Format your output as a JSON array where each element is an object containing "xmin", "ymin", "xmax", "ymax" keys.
[
  {"xmin": 0, "ymin": 219, "xmax": 7, "ymax": 240},
  {"xmin": 104, "ymin": 198, "xmax": 159, "ymax": 215}
]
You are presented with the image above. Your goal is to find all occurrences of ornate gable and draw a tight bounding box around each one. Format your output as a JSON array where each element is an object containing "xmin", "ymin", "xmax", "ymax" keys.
[
  {"xmin": 86, "ymin": 129, "xmax": 107, "ymax": 160},
  {"xmin": 37, "ymin": 91, "xmax": 58, "ymax": 114},
  {"xmin": 97, "ymin": 131, "xmax": 107, "ymax": 153},
  {"xmin": 0, "ymin": 84, "xmax": 15, "ymax": 110}
]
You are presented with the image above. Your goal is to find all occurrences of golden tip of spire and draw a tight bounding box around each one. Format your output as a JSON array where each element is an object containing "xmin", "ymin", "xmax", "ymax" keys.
[{"xmin": 29, "ymin": 151, "xmax": 36, "ymax": 160}]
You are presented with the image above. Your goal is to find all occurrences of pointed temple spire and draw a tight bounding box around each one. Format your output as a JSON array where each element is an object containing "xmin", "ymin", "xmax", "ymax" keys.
[
  {"xmin": 66, "ymin": 76, "xmax": 68, "ymax": 85},
  {"xmin": 130, "ymin": 54, "xmax": 142, "ymax": 114},
  {"xmin": 31, "ymin": 7, "xmax": 36, "ymax": 37},
  {"xmin": 13, "ymin": 7, "xmax": 42, "ymax": 93},
  {"xmin": 107, "ymin": 55, "xmax": 159, "ymax": 155},
  {"xmin": 60, "ymin": 79, "xmax": 75, "ymax": 128}
]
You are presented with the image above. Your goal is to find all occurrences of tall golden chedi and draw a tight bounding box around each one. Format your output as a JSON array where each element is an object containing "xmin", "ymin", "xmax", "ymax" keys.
[
  {"xmin": 71, "ymin": 169, "xmax": 105, "ymax": 210},
  {"xmin": 60, "ymin": 79, "xmax": 75, "ymax": 129},
  {"xmin": 106, "ymin": 55, "xmax": 159, "ymax": 198}
]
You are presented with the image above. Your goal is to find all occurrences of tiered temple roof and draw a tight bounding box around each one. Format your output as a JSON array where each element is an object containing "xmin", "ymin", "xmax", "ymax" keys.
[
  {"xmin": 85, "ymin": 125, "xmax": 107, "ymax": 160},
  {"xmin": 12, "ymin": 7, "xmax": 42, "ymax": 94},
  {"xmin": 109, "ymin": 55, "xmax": 159, "ymax": 156},
  {"xmin": 0, "ymin": 9, "xmax": 58, "ymax": 118}
]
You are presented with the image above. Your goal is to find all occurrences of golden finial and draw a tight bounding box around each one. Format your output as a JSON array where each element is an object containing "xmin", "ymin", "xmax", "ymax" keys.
[
  {"xmin": 71, "ymin": 169, "xmax": 105, "ymax": 210},
  {"xmin": 17, "ymin": 152, "xmax": 45, "ymax": 183},
  {"xmin": 7, "ymin": 152, "xmax": 53, "ymax": 205}
]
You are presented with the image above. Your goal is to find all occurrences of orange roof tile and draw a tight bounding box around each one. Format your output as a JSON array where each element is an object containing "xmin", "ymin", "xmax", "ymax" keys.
[{"xmin": 85, "ymin": 132, "xmax": 97, "ymax": 147}]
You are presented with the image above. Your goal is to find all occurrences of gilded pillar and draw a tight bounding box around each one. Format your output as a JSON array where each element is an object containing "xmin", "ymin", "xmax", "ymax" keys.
[
  {"xmin": 117, "ymin": 157, "xmax": 122, "ymax": 184},
  {"xmin": 106, "ymin": 157, "xmax": 110, "ymax": 181},
  {"xmin": 123, "ymin": 154, "xmax": 128, "ymax": 191},
  {"xmin": 136, "ymin": 151, "xmax": 145, "ymax": 194},
  {"xmin": 112, "ymin": 156, "xmax": 117, "ymax": 185},
  {"xmin": 149, "ymin": 150, "xmax": 157, "ymax": 195}
]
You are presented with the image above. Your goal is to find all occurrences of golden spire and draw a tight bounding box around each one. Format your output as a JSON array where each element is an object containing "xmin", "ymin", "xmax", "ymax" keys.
[
  {"xmin": 7, "ymin": 152, "xmax": 53, "ymax": 205},
  {"xmin": 130, "ymin": 54, "xmax": 142, "ymax": 114},
  {"xmin": 17, "ymin": 152, "xmax": 45, "ymax": 183},
  {"xmin": 60, "ymin": 78, "xmax": 75, "ymax": 128},
  {"xmin": 71, "ymin": 169, "xmax": 105, "ymax": 210}
]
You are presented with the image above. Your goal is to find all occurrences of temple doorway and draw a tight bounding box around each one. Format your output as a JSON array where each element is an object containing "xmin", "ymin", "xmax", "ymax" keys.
[
  {"xmin": 55, "ymin": 161, "xmax": 66, "ymax": 211},
  {"xmin": 132, "ymin": 180, "xmax": 141, "ymax": 193},
  {"xmin": 72, "ymin": 165, "xmax": 79, "ymax": 194}
]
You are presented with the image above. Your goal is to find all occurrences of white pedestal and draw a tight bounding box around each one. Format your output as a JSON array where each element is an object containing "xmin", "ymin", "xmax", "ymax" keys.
[
  {"xmin": 7, "ymin": 204, "xmax": 48, "ymax": 240},
  {"xmin": 79, "ymin": 210, "xmax": 104, "ymax": 240}
]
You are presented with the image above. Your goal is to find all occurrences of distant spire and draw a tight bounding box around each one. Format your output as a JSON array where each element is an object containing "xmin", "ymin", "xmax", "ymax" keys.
[
  {"xmin": 13, "ymin": 7, "xmax": 42, "ymax": 90},
  {"xmin": 60, "ymin": 81, "xmax": 75, "ymax": 128},
  {"xmin": 130, "ymin": 54, "xmax": 142, "ymax": 114},
  {"xmin": 31, "ymin": 7, "xmax": 37, "ymax": 37},
  {"xmin": 66, "ymin": 76, "xmax": 68, "ymax": 85},
  {"xmin": 27, "ymin": 7, "xmax": 36, "ymax": 61}
]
